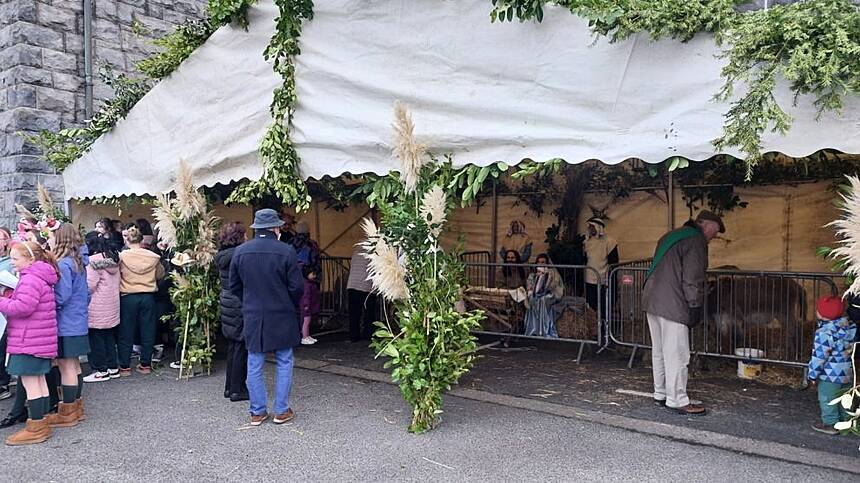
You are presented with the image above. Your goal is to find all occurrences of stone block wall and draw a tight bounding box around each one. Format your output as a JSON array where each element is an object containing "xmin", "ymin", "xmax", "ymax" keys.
[{"xmin": 0, "ymin": 0, "xmax": 206, "ymax": 228}]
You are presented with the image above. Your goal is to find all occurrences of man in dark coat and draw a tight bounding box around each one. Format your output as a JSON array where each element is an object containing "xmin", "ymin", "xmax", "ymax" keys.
[
  {"xmin": 229, "ymin": 209, "xmax": 304, "ymax": 426},
  {"xmin": 642, "ymin": 210, "xmax": 724, "ymax": 416}
]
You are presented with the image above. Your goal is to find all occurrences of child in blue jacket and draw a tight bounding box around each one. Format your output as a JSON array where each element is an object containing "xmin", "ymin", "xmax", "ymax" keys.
[{"xmin": 808, "ymin": 295, "xmax": 857, "ymax": 435}]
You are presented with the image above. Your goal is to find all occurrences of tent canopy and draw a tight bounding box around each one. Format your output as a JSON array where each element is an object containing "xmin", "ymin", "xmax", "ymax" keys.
[{"xmin": 62, "ymin": 0, "xmax": 860, "ymax": 200}]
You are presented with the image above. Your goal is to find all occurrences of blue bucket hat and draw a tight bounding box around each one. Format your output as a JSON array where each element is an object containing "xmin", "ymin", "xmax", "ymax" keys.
[{"xmin": 250, "ymin": 209, "xmax": 285, "ymax": 230}]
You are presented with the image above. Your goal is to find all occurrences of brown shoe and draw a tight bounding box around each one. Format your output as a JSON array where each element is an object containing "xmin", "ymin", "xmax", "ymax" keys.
[
  {"xmin": 250, "ymin": 413, "xmax": 269, "ymax": 426},
  {"xmin": 5, "ymin": 419, "xmax": 52, "ymax": 446},
  {"xmin": 75, "ymin": 399, "xmax": 85, "ymax": 421},
  {"xmin": 45, "ymin": 402, "xmax": 80, "ymax": 428},
  {"xmin": 273, "ymin": 409, "xmax": 295, "ymax": 424},
  {"xmin": 119, "ymin": 368, "xmax": 132, "ymax": 377},
  {"xmin": 671, "ymin": 404, "xmax": 707, "ymax": 416},
  {"xmin": 136, "ymin": 364, "xmax": 151, "ymax": 375}
]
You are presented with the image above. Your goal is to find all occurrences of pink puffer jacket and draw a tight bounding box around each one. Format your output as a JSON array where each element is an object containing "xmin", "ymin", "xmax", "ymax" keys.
[
  {"xmin": 0, "ymin": 261, "xmax": 59, "ymax": 358},
  {"xmin": 86, "ymin": 253, "xmax": 120, "ymax": 329}
]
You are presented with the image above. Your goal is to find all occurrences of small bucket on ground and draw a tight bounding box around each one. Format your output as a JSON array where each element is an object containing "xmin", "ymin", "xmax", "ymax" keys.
[{"xmin": 735, "ymin": 348, "xmax": 765, "ymax": 380}]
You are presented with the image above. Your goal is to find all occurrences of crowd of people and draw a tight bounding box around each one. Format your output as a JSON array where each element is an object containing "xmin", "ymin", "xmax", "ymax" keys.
[{"xmin": 0, "ymin": 207, "xmax": 329, "ymax": 444}]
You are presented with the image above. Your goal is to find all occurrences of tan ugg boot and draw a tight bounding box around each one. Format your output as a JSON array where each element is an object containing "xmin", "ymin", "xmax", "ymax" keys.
[
  {"xmin": 5, "ymin": 419, "xmax": 52, "ymax": 446},
  {"xmin": 75, "ymin": 399, "xmax": 86, "ymax": 421},
  {"xmin": 45, "ymin": 402, "xmax": 80, "ymax": 428}
]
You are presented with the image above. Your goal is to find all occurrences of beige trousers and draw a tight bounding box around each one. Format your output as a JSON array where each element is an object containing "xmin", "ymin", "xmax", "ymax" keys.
[{"xmin": 646, "ymin": 313, "xmax": 691, "ymax": 408}]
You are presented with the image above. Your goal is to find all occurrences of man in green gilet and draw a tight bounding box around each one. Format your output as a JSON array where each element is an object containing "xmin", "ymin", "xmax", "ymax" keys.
[{"xmin": 642, "ymin": 211, "xmax": 724, "ymax": 416}]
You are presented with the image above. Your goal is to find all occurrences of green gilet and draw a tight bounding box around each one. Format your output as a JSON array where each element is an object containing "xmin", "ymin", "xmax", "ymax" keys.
[{"xmin": 645, "ymin": 226, "xmax": 699, "ymax": 279}]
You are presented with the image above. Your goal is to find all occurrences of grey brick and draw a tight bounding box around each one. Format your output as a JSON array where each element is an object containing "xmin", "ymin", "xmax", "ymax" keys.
[
  {"xmin": 51, "ymin": 71, "xmax": 81, "ymax": 91},
  {"xmin": 64, "ymin": 32, "xmax": 83, "ymax": 53},
  {"xmin": 1, "ymin": 65, "xmax": 53, "ymax": 88},
  {"xmin": 36, "ymin": 86, "xmax": 76, "ymax": 112},
  {"xmin": 42, "ymin": 48, "xmax": 77, "ymax": 72},
  {"xmin": 0, "ymin": 107, "xmax": 61, "ymax": 133},
  {"xmin": 94, "ymin": 39, "xmax": 126, "ymax": 69},
  {"xmin": 136, "ymin": 15, "xmax": 171, "ymax": 37},
  {"xmin": 0, "ymin": 44, "xmax": 43, "ymax": 70},
  {"xmin": 37, "ymin": 173, "xmax": 64, "ymax": 193},
  {"xmin": 94, "ymin": 0, "xmax": 118, "ymax": 20},
  {"xmin": 162, "ymin": 9, "xmax": 189, "ymax": 26},
  {"xmin": 116, "ymin": 2, "xmax": 143, "ymax": 24},
  {"xmin": 93, "ymin": 18, "xmax": 120, "ymax": 42},
  {"xmin": 51, "ymin": 0, "xmax": 84, "ymax": 14},
  {"xmin": 172, "ymin": 0, "xmax": 205, "ymax": 16},
  {"xmin": 37, "ymin": 3, "xmax": 79, "ymax": 31},
  {"xmin": 0, "ymin": 21, "xmax": 64, "ymax": 50},
  {"xmin": 6, "ymin": 85, "xmax": 37, "ymax": 108},
  {"xmin": 147, "ymin": 4, "xmax": 164, "ymax": 20},
  {"xmin": 0, "ymin": 154, "xmax": 53, "ymax": 174},
  {"xmin": 0, "ymin": 1, "xmax": 38, "ymax": 25}
]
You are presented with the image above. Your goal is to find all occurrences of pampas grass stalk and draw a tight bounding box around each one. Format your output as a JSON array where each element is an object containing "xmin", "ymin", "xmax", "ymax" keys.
[
  {"xmin": 37, "ymin": 184, "xmax": 54, "ymax": 215},
  {"xmin": 829, "ymin": 175, "xmax": 860, "ymax": 296},
  {"xmin": 392, "ymin": 100, "xmax": 427, "ymax": 196}
]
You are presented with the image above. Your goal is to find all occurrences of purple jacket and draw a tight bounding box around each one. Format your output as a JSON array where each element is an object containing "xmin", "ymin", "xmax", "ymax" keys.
[{"xmin": 0, "ymin": 261, "xmax": 59, "ymax": 358}]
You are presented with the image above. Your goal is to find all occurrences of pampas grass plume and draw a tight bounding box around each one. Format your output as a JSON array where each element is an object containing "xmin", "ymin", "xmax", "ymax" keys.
[
  {"xmin": 37, "ymin": 184, "xmax": 54, "ymax": 215},
  {"xmin": 359, "ymin": 217, "xmax": 409, "ymax": 301},
  {"xmin": 176, "ymin": 160, "xmax": 205, "ymax": 219},
  {"xmin": 392, "ymin": 101, "xmax": 427, "ymax": 195},
  {"xmin": 420, "ymin": 185, "xmax": 447, "ymax": 237},
  {"xmin": 152, "ymin": 193, "xmax": 178, "ymax": 249},
  {"xmin": 828, "ymin": 175, "xmax": 860, "ymax": 296}
]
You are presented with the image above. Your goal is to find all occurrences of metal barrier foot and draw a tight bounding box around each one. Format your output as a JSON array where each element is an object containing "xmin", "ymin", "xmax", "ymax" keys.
[
  {"xmin": 627, "ymin": 346, "xmax": 638, "ymax": 369},
  {"xmin": 575, "ymin": 342, "xmax": 585, "ymax": 364}
]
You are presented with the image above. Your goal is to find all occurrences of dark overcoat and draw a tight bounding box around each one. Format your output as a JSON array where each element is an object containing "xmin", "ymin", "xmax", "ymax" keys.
[{"xmin": 228, "ymin": 231, "xmax": 304, "ymax": 352}]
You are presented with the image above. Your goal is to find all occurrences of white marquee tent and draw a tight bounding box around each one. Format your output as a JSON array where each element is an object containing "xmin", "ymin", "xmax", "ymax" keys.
[{"xmin": 62, "ymin": 0, "xmax": 860, "ymax": 200}]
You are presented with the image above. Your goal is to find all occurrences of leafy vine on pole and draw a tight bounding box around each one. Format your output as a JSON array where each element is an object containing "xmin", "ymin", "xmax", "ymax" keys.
[
  {"xmin": 225, "ymin": 0, "xmax": 313, "ymax": 211},
  {"xmin": 489, "ymin": 0, "xmax": 860, "ymax": 177},
  {"xmin": 152, "ymin": 161, "xmax": 221, "ymax": 377},
  {"xmin": 364, "ymin": 102, "xmax": 485, "ymax": 433}
]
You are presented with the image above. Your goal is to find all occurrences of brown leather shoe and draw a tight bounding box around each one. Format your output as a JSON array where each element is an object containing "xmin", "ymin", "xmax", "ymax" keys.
[
  {"xmin": 136, "ymin": 364, "xmax": 152, "ymax": 375},
  {"xmin": 672, "ymin": 404, "xmax": 707, "ymax": 416},
  {"xmin": 119, "ymin": 368, "xmax": 132, "ymax": 377},
  {"xmin": 250, "ymin": 413, "xmax": 269, "ymax": 426},
  {"xmin": 5, "ymin": 419, "xmax": 52, "ymax": 446},
  {"xmin": 45, "ymin": 402, "xmax": 80, "ymax": 428},
  {"xmin": 273, "ymin": 409, "xmax": 295, "ymax": 425},
  {"xmin": 75, "ymin": 399, "xmax": 85, "ymax": 421}
]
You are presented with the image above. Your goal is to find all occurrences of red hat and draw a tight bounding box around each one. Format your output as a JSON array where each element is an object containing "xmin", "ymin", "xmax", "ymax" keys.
[{"xmin": 816, "ymin": 295, "xmax": 845, "ymax": 321}]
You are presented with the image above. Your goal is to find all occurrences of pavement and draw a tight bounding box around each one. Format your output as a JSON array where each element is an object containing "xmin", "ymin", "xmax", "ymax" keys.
[
  {"xmin": 0, "ymin": 357, "xmax": 856, "ymax": 482},
  {"xmin": 296, "ymin": 334, "xmax": 860, "ymax": 459}
]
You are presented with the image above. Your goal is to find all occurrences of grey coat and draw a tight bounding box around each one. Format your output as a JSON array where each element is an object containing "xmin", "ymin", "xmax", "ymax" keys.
[{"xmin": 642, "ymin": 223, "xmax": 709, "ymax": 326}]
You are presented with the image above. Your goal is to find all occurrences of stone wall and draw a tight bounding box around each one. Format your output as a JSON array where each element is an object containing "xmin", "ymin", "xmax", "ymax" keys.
[{"xmin": 0, "ymin": 0, "xmax": 206, "ymax": 228}]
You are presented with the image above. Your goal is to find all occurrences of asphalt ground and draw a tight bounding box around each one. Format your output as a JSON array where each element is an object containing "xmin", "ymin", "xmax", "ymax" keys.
[{"xmin": 0, "ymin": 356, "xmax": 855, "ymax": 482}]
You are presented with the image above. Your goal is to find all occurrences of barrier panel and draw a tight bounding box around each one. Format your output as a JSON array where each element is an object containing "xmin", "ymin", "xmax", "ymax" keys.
[
  {"xmin": 461, "ymin": 251, "xmax": 493, "ymax": 287},
  {"xmin": 320, "ymin": 257, "xmax": 351, "ymax": 317},
  {"xmin": 462, "ymin": 262, "xmax": 603, "ymax": 363},
  {"xmin": 606, "ymin": 265, "xmax": 845, "ymax": 368}
]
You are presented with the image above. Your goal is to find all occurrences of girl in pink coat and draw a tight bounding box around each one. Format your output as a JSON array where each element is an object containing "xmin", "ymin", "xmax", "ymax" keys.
[
  {"xmin": 0, "ymin": 241, "xmax": 60, "ymax": 446},
  {"xmin": 82, "ymin": 237, "xmax": 121, "ymax": 383}
]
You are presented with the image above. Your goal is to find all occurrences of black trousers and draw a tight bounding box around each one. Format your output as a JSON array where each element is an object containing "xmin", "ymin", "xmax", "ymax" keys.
[
  {"xmin": 224, "ymin": 339, "xmax": 248, "ymax": 396},
  {"xmin": 88, "ymin": 327, "xmax": 119, "ymax": 372},
  {"xmin": 0, "ymin": 333, "xmax": 9, "ymax": 387},
  {"xmin": 349, "ymin": 289, "xmax": 378, "ymax": 341}
]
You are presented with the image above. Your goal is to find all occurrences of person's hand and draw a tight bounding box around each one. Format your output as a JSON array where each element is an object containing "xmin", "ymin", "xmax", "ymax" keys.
[{"xmin": 688, "ymin": 306, "xmax": 703, "ymax": 326}]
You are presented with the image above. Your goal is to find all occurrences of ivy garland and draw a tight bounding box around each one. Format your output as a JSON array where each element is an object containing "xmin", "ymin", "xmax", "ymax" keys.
[
  {"xmin": 29, "ymin": 0, "xmax": 257, "ymax": 172},
  {"xmin": 489, "ymin": 0, "xmax": 860, "ymax": 177},
  {"xmin": 225, "ymin": 0, "xmax": 314, "ymax": 212}
]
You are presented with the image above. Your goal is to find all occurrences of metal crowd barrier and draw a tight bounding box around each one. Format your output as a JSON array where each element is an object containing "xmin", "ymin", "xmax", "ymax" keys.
[
  {"xmin": 320, "ymin": 256, "xmax": 351, "ymax": 318},
  {"xmin": 462, "ymin": 262, "xmax": 603, "ymax": 363},
  {"xmin": 461, "ymin": 251, "xmax": 493, "ymax": 287},
  {"xmin": 606, "ymin": 264, "xmax": 845, "ymax": 368}
]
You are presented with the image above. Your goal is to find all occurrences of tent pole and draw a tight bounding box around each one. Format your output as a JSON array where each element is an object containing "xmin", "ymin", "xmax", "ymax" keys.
[
  {"xmin": 491, "ymin": 181, "xmax": 498, "ymax": 263},
  {"xmin": 667, "ymin": 170, "xmax": 675, "ymax": 230}
]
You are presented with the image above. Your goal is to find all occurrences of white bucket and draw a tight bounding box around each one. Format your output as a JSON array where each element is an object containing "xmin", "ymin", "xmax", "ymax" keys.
[{"xmin": 735, "ymin": 348, "xmax": 765, "ymax": 380}]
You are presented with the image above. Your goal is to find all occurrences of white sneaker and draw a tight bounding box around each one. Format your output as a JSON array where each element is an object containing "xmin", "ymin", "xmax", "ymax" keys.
[
  {"xmin": 152, "ymin": 345, "xmax": 164, "ymax": 363},
  {"xmin": 301, "ymin": 337, "xmax": 316, "ymax": 345},
  {"xmin": 83, "ymin": 371, "xmax": 111, "ymax": 383},
  {"xmin": 107, "ymin": 368, "xmax": 120, "ymax": 379},
  {"xmin": 169, "ymin": 361, "xmax": 182, "ymax": 370}
]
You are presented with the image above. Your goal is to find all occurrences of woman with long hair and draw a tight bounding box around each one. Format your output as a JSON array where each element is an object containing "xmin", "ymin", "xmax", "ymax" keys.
[
  {"xmin": 45, "ymin": 224, "xmax": 90, "ymax": 428},
  {"xmin": 523, "ymin": 253, "xmax": 564, "ymax": 338},
  {"xmin": 0, "ymin": 227, "xmax": 14, "ymax": 401}
]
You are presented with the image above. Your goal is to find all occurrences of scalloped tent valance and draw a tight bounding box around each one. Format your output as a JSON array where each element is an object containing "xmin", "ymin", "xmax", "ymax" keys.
[{"xmin": 61, "ymin": 0, "xmax": 860, "ymax": 200}]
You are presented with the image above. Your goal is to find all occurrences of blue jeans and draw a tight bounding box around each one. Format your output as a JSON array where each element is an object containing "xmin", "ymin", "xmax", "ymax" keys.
[
  {"xmin": 247, "ymin": 348, "xmax": 294, "ymax": 416},
  {"xmin": 818, "ymin": 380, "xmax": 850, "ymax": 425}
]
